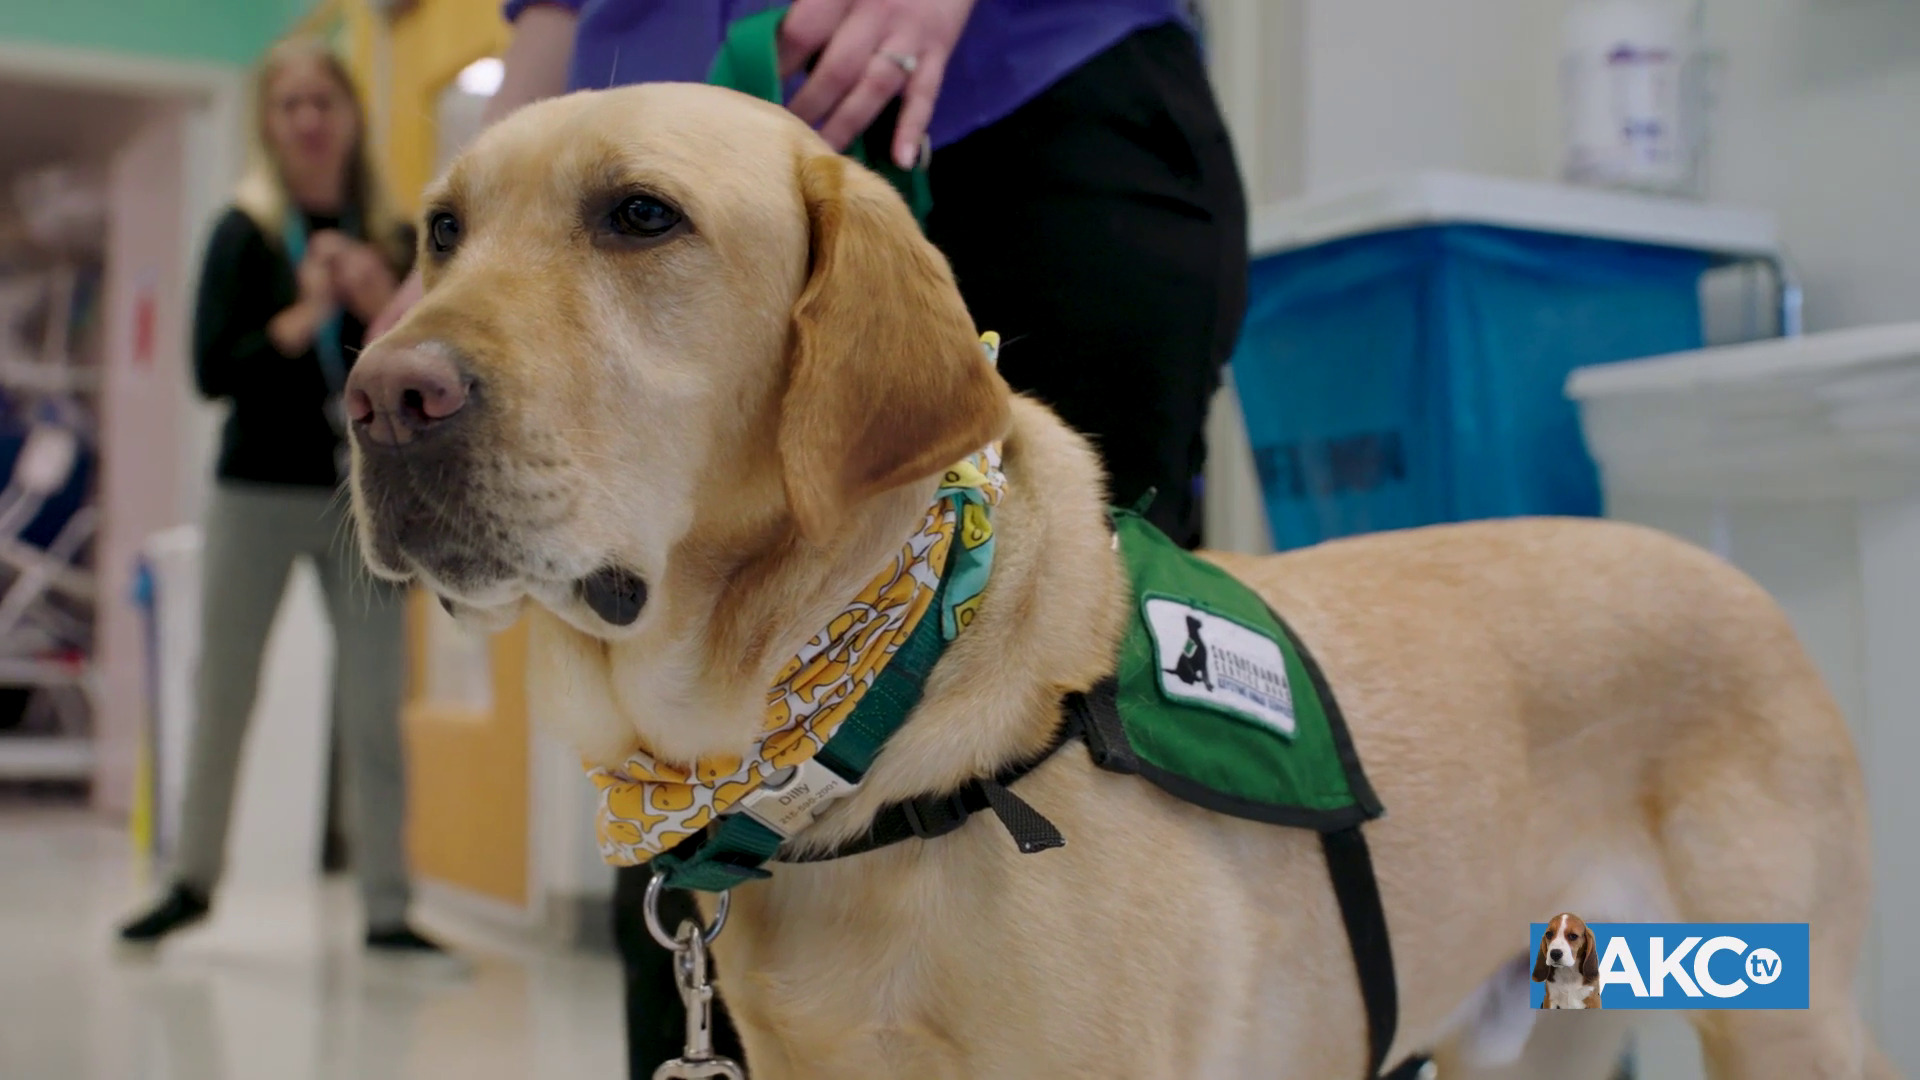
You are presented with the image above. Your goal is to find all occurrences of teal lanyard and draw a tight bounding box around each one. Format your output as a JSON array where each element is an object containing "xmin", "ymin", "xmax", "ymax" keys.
[
  {"xmin": 282, "ymin": 210, "xmax": 361, "ymax": 481},
  {"xmin": 280, "ymin": 210, "xmax": 354, "ymax": 399}
]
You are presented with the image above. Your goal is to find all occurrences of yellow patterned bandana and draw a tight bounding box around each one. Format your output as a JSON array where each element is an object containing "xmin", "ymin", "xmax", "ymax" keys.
[{"xmin": 587, "ymin": 438, "xmax": 1007, "ymax": 867}]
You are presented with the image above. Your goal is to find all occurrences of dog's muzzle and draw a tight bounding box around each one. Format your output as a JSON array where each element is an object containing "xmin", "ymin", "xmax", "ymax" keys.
[{"xmin": 345, "ymin": 341, "xmax": 523, "ymax": 592}]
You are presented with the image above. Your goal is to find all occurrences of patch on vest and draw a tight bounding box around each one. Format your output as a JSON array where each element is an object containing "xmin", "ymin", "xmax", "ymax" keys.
[{"xmin": 1143, "ymin": 597, "xmax": 1296, "ymax": 738}]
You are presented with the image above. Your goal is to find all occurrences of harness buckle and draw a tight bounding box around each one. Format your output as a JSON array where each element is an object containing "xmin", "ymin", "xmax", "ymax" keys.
[
  {"xmin": 901, "ymin": 789, "xmax": 973, "ymax": 840},
  {"xmin": 735, "ymin": 756, "xmax": 860, "ymax": 839}
]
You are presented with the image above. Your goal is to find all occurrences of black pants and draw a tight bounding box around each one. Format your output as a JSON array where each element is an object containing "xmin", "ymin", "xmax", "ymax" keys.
[
  {"xmin": 615, "ymin": 22, "xmax": 1248, "ymax": 1075},
  {"xmin": 930, "ymin": 21, "xmax": 1248, "ymax": 547}
]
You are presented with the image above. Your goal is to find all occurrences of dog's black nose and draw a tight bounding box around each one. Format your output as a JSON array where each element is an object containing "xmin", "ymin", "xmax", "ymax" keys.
[
  {"xmin": 1550, "ymin": 947, "xmax": 1565, "ymax": 962},
  {"xmin": 347, "ymin": 342, "xmax": 471, "ymax": 447},
  {"xmin": 578, "ymin": 565, "xmax": 648, "ymax": 626}
]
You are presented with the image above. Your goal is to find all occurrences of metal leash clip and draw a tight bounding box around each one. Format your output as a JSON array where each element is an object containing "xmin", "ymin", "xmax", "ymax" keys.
[{"xmin": 646, "ymin": 870, "xmax": 747, "ymax": 1080}]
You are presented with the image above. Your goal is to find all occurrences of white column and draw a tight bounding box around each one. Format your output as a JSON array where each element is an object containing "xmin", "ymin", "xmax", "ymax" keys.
[
  {"xmin": 1202, "ymin": 373, "xmax": 1274, "ymax": 555},
  {"xmin": 1853, "ymin": 495, "xmax": 1920, "ymax": 1063}
]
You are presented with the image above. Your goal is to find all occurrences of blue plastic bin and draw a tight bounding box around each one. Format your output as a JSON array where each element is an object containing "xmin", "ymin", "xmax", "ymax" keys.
[{"xmin": 1231, "ymin": 224, "xmax": 1711, "ymax": 551}]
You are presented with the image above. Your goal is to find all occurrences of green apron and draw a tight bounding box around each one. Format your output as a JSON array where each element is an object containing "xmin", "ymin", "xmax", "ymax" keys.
[{"xmin": 706, "ymin": 6, "xmax": 934, "ymax": 225}]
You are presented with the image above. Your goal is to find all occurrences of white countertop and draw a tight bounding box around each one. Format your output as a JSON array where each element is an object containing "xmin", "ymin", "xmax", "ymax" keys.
[
  {"xmin": 1568, "ymin": 322, "xmax": 1920, "ymax": 501},
  {"xmin": 1568, "ymin": 321, "xmax": 1920, "ymax": 398},
  {"xmin": 1250, "ymin": 171, "xmax": 1780, "ymax": 261}
]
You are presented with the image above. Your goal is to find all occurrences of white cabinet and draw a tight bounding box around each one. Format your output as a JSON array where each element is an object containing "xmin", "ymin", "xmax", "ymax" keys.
[{"xmin": 1571, "ymin": 324, "xmax": 1920, "ymax": 1076}]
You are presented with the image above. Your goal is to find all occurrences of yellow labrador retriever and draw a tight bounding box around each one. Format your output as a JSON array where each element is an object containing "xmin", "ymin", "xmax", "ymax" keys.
[{"xmin": 345, "ymin": 84, "xmax": 1892, "ymax": 1080}]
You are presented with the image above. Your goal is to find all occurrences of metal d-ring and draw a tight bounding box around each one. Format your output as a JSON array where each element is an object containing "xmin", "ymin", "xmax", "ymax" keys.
[{"xmin": 644, "ymin": 867, "xmax": 731, "ymax": 951}]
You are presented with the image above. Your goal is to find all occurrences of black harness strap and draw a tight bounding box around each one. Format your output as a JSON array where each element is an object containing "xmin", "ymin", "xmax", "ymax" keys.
[
  {"xmin": 780, "ymin": 704, "xmax": 1082, "ymax": 863},
  {"xmin": 1084, "ymin": 677, "xmax": 1411, "ymax": 1078},
  {"xmin": 780, "ymin": 687, "xmax": 1420, "ymax": 1080},
  {"xmin": 1321, "ymin": 824, "xmax": 1401, "ymax": 1078},
  {"xmin": 1382, "ymin": 1055, "xmax": 1434, "ymax": 1080}
]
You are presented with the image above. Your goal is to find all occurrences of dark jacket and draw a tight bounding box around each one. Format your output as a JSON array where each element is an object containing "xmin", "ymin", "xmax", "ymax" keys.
[{"xmin": 192, "ymin": 206, "xmax": 412, "ymax": 488}]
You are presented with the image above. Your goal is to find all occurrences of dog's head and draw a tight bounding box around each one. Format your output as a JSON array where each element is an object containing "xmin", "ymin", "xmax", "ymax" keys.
[
  {"xmin": 345, "ymin": 85, "xmax": 1011, "ymax": 761},
  {"xmin": 1532, "ymin": 912, "xmax": 1598, "ymax": 983},
  {"xmin": 346, "ymin": 86, "xmax": 1009, "ymax": 623}
]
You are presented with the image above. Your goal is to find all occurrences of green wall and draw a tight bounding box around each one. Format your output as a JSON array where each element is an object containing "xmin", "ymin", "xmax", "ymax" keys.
[{"xmin": 0, "ymin": 0, "xmax": 316, "ymax": 66}]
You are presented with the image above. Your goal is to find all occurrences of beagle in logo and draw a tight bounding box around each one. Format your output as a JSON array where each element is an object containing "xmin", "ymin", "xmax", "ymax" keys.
[{"xmin": 1535, "ymin": 912, "xmax": 1603, "ymax": 1009}]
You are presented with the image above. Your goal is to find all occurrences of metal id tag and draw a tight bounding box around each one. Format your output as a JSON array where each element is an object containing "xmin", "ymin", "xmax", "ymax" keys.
[{"xmin": 734, "ymin": 757, "xmax": 859, "ymax": 839}]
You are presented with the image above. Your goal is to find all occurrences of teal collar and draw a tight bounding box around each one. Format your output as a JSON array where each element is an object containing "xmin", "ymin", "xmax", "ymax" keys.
[{"xmin": 649, "ymin": 555, "xmax": 957, "ymax": 893}]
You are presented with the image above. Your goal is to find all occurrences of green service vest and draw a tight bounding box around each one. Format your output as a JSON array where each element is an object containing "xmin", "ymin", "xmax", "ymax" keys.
[{"xmin": 1086, "ymin": 509, "xmax": 1384, "ymax": 831}]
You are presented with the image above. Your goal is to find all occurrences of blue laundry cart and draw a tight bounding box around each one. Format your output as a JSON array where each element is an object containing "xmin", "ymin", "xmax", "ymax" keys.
[{"xmin": 1230, "ymin": 172, "xmax": 1782, "ymax": 551}]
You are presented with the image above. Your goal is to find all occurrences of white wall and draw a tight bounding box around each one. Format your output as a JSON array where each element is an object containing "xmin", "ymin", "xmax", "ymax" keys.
[
  {"xmin": 1701, "ymin": 0, "xmax": 1920, "ymax": 331},
  {"xmin": 1201, "ymin": 0, "xmax": 1304, "ymax": 207},
  {"xmin": 1202, "ymin": 0, "xmax": 1563, "ymax": 202},
  {"xmin": 97, "ymin": 94, "xmax": 243, "ymax": 816},
  {"xmin": 98, "ymin": 106, "xmax": 192, "ymax": 813},
  {"xmin": 174, "ymin": 80, "xmax": 243, "ymax": 528},
  {"xmin": 530, "ymin": 728, "xmax": 616, "ymax": 918},
  {"xmin": 1207, "ymin": 0, "xmax": 1920, "ymax": 330},
  {"xmin": 1299, "ymin": 0, "xmax": 1563, "ymax": 192}
]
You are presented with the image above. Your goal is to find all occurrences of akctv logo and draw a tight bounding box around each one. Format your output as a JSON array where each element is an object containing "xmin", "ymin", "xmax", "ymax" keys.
[
  {"xmin": 1598, "ymin": 936, "xmax": 1771, "ymax": 999},
  {"xmin": 1526, "ymin": 923, "xmax": 1808, "ymax": 1010},
  {"xmin": 1746, "ymin": 948, "xmax": 1784, "ymax": 985}
]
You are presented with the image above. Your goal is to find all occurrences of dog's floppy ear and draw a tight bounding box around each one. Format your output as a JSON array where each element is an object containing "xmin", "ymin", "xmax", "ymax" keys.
[
  {"xmin": 1580, "ymin": 930, "xmax": 1600, "ymax": 980},
  {"xmin": 779, "ymin": 153, "xmax": 1011, "ymax": 544},
  {"xmin": 1532, "ymin": 931, "xmax": 1550, "ymax": 982}
]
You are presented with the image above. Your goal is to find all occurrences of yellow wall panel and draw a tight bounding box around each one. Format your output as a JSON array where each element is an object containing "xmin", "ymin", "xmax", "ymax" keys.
[
  {"xmin": 403, "ymin": 592, "xmax": 531, "ymax": 907},
  {"xmin": 355, "ymin": 0, "xmax": 528, "ymax": 908},
  {"xmin": 384, "ymin": 0, "xmax": 510, "ymax": 211}
]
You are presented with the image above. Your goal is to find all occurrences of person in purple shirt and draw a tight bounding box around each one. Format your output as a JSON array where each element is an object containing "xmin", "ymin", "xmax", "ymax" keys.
[
  {"xmin": 541, "ymin": 1, "xmax": 1190, "ymax": 159},
  {"xmin": 375, "ymin": 0, "xmax": 1245, "ymax": 1071}
]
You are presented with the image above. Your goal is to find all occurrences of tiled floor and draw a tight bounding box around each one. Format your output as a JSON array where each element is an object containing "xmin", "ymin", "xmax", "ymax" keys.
[{"xmin": 0, "ymin": 811, "xmax": 626, "ymax": 1080}]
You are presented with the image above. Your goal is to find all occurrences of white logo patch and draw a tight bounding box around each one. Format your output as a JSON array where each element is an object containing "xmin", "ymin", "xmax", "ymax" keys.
[{"xmin": 1143, "ymin": 598, "xmax": 1296, "ymax": 737}]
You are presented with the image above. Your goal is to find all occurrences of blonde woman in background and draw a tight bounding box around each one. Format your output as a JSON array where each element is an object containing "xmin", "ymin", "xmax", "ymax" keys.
[{"xmin": 117, "ymin": 37, "xmax": 450, "ymax": 963}]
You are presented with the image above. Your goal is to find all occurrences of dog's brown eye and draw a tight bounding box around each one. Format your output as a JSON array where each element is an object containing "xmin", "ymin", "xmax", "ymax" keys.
[
  {"xmin": 1568, "ymin": 932, "xmax": 1580, "ymax": 942},
  {"xmin": 610, "ymin": 195, "xmax": 681, "ymax": 238},
  {"xmin": 428, "ymin": 212, "xmax": 461, "ymax": 254}
]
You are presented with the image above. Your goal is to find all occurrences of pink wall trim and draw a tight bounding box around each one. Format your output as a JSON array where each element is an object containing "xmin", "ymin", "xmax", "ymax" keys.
[{"xmin": 96, "ymin": 106, "xmax": 189, "ymax": 815}]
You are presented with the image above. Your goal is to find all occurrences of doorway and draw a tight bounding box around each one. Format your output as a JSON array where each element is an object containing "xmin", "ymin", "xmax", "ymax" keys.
[{"xmin": 0, "ymin": 42, "xmax": 240, "ymax": 834}]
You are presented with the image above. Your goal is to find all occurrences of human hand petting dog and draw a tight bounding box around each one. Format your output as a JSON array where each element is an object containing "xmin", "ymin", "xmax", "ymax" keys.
[
  {"xmin": 329, "ymin": 239, "xmax": 400, "ymax": 324},
  {"xmin": 368, "ymin": 0, "xmax": 978, "ymax": 341},
  {"xmin": 270, "ymin": 229, "xmax": 346, "ymax": 356},
  {"xmin": 779, "ymin": 0, "xmax": 979, "ymax": 168},
  {"xmin": 275, "ymin": 229, "xmax": 402, "ymax": 354}
]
